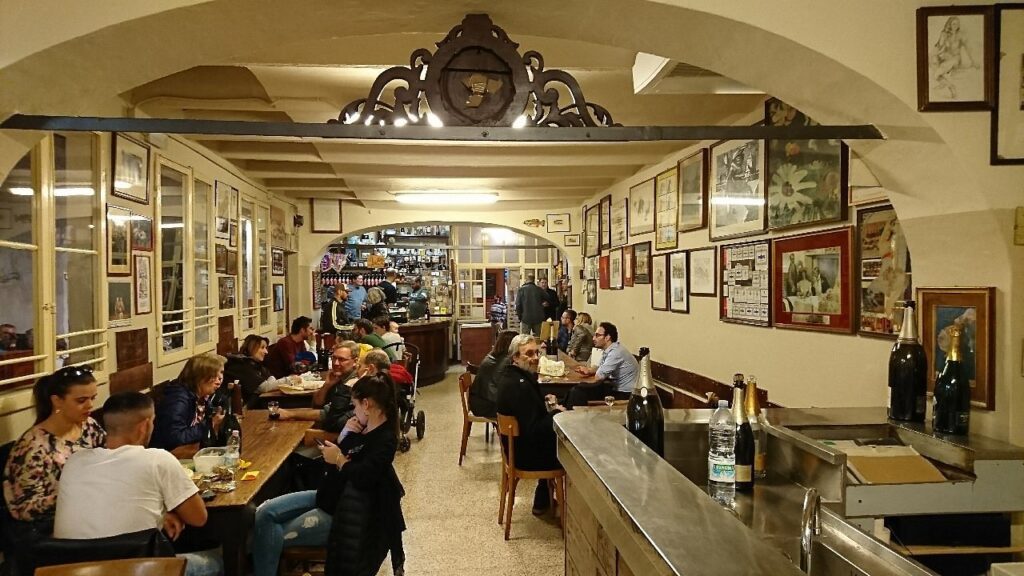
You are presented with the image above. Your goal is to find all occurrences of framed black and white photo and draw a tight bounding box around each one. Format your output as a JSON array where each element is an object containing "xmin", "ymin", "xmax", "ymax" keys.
[
  {"xmin": 992, "ymin": 5, "xmax": 1024, "ymax": 163},
  {"xmin": 650, "ymin": 254, "xmax": 668, "ymax": 311},
  {"xmin": 130, "ymin": 214, "xmax": 153, "ymax": 252},
  {"xmin": 215, "ymin": 244, "xmax": 228, "ymax": 274},
  {"xmin": 108, "ymin": 281, "xmax": 133, "ymax": 328},
  {"xmin": 678, "ymin": 149, "xmax": 708, "ymax": 233},
  {"xmin": 226, "ymin": 249, "xmax": 238, "ymax": 276},
  {"xmin": 106, "ymin": 205, "xmax": 132, "ymax": 276},
  {"xmin": 654, "ymin": 166, "xmax": 679, "ymax": 250},
  {"xmin": 584, "ymin": 203, "xmax": 601, "ymax": 258},
  {"xmin": 111, "ymin": 134, "xmax": 150, "ymax": 204},
  {"xmin": 917, "ymin": 5, "xmax": 995, "ymax": 112},
  {"xmin": 689, "ymin": 247, "xmax": 717, "ymax": 297},
  {"xmin": 633, "ymin": 241, "xmax": 651, "ymax": 284},
  {"xmin": 564, "ymin": 234, "xmax": 581, "ymax": 247},
  {"xmin": 272, "ymin": 248, "xmax": 285, "ymax": 276},
  {"xmin": 720, "ymin": 239, "xmax": 771, "ymax": 327},
  {"xmin": 546, "ymin": 213, "xmax": 571, "ymax": 233},
  {"xmin": 586, "ymin": 278, "xmax": 598, "ymax": 305},
  {"xmin": 610, "ymin": 198, "xmax": 628, "ymax": 248},
  {"xmin": 229, "ymin": 221, "xmax": 238, "ymax": 248},
  {"xmin": 600, "ymin": 195, "xmax": 612, "ymax": 250},
  {"xmin": 609, "ymin": 248, "xmax": 623, "ymax": 290},
  {"xmin": 629, "ymin": 179, "xmax": 655, "ymax": 236},
  {"xmin": 668, "ymin": 250, "xmax": 689, "ymax": 314},
  {"xmin": 214, "ymin": 181, "xmax": 231, "ymax": 239},
  {"xmin": 133, "ymin": 254, "xmax": 152, "ymax": 315},
  {"xmin": 709, "ymin": 139, "xmax": 766, "ymax": 241},
  {"xmin": 273, "ymin": 284, "xmax": 285, "ymax": 312},
  {"xmin": 218, "ymin": 276, "xmax": 236, "ymax": 309}
]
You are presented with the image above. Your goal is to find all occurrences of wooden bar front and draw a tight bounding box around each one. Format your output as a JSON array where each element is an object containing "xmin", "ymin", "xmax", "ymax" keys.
[{"xmin": 398, "ymin": 318, "xmax": 450, "ymax": 386}]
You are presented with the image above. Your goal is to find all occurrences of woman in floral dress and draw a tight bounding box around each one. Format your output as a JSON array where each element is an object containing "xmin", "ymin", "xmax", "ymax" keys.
[{"xmin": 2, "ymin": 365, "xmax": 105, "ymax": 570}]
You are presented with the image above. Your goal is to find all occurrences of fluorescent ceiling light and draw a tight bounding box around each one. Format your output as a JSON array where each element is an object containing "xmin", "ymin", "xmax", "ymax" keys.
[
  {"xmin": 395, "ymin": 192, "xmax": 498, "ymax": 205},
  {"xmin": 710, "ymin": 196, "xmax": 765, "ymax": 206},
  {"xmin": 54, "ymin": 187, "xmax": 95, "ymax": 197},
  {"xmin": 160, "ymin": 222, "xmax": 185, "ymax": 229},
  {"xmin": 9, "ymin": 187, "xmax": 33, "ymax": 196}
]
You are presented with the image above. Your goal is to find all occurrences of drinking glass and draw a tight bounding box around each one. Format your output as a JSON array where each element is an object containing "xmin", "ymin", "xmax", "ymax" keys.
[
  {"xmin": 268, "ymin": 401, "xmax": 280, "ymax": 431},
  {"xmin": 604, "ymin": 395, "xmax": 616, "ymax": 410}
]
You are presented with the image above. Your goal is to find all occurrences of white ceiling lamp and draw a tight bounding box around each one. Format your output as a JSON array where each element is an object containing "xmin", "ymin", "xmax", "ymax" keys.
[{"xmin": 394, "ymin": 192, "xmax": 498, "ymax": 205}]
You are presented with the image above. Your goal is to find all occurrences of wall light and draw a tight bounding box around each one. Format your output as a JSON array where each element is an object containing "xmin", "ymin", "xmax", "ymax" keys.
[
  {"xmin": 395, "ymin": 192, "xmax": 498, "ymax": 205},
  {"xmin": 710, "ymin": 196, "xmax": 766, "ymax": 206}
]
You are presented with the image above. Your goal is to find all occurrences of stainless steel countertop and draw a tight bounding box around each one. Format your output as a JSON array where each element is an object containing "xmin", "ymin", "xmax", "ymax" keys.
[{"xmin": 554, "ymin": 410, "xmax": 806, "ymax": 576}]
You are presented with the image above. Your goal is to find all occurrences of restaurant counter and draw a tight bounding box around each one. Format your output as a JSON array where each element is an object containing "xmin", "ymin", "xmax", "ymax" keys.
[{"xmin": 397, "ymin": 318, "xmax": 450, "ymax": 386}]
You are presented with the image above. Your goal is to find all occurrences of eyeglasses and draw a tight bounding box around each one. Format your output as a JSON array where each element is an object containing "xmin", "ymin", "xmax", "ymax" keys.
[
  {"xmin": 521, "ymin": 349, "xmax": 540, "ymax": 358},
  {"xmin": 594, "ymin": 332, "xmax": 607, "ymax": 338},
  {"xmin": 332, "ymin": 355, "xmax": 353, "ymax": 363}
]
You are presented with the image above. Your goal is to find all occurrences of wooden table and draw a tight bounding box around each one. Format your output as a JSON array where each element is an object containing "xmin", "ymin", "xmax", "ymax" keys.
[
  {"xmin": 199, "ymin": 411, "xmax": 310, "ymax": 576},
  {"xmin": 538, "ymin": 352, "xmax": 598, "ymax": 396}
]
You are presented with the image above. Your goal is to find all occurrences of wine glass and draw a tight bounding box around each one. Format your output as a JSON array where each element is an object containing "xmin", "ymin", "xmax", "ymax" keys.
[
  {"xmin": 604, "ymin": 395, "xmax": 616, "ymax": 410},
  {"xmin": 267, "ymin": 401, "xmax": 280, "ymax": 431}
]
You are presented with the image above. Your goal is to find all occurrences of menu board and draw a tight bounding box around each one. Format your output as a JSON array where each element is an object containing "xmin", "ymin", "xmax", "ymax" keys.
[{"xmin": 720, "ymin": 240, "xmax": 771, "ymax": 326}]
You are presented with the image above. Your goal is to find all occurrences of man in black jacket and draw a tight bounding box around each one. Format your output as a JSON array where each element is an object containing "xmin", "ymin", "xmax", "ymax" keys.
[
  {"xmin": 496, "ymin": 334, "xmax": 566, "ymax": 515},
  {"xmin": 378, "ymin": 268, "xmax": 400, "ymax": 305}
]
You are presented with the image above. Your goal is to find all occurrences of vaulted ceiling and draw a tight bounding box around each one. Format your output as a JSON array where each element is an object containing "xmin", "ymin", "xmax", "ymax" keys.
[{"xmin": 124, "ymin": 32, "xmax": 765, "ymax": 209}]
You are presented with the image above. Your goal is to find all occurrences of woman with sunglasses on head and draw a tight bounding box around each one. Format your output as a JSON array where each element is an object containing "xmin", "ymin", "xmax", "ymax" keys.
[
  {"xmin": 2, "ymin": 365, "xmax": 105, "ymax": 568},
  {"xmin": 151, "ymin": 353, "xmax": 226, "ymax": 457},
  {"xmin": 223, "ymin": 335, "xmax": 301, "ymax": 407}
]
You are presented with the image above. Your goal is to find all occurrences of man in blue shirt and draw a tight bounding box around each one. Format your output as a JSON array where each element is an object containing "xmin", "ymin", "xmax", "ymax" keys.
[
  {"xmin": 566, "ymin": 322, "xmax": 638, "ymax": 408},
  {"xmin": 345, "ymin": 274, "xmax": 367, "ymax": 319}
]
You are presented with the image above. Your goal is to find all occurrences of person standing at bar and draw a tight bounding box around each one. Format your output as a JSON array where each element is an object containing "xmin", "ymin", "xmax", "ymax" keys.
[
  {"xmin": 407, "ymin": 277, "xmax": 429, "ymax": 321},
  {"xmin": 516, "ymin": 275, "xmax": 545, "ymax": 336},
  {"xmin": 567, "ymin": 322, "xmax": 638, "ymax": 408},
  {"xmin": 379, "ymin": 269, "xmax": 399, "ymax": 305},
  {"xmin": 345, "ymin": 274, "xmax": 368, "ymax": 320}
]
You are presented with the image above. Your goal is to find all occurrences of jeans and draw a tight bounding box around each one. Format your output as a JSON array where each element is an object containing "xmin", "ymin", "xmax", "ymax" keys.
[
  {"xmin": 521, "ymin": 323, "xmax": 541, "ymax": 337},
  {"xmin": 252, "ymin": 490, "xmax": 332, "ymax": 576},
  {"xmin": 179, "ymin": 549, "xmax": 223, "ymax": 576}
]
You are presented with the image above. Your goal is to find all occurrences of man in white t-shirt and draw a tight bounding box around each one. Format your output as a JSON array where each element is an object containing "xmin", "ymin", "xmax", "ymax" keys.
[{"xmin": 54, "ymin": 392, "xmax": 218, "ymax": 576}]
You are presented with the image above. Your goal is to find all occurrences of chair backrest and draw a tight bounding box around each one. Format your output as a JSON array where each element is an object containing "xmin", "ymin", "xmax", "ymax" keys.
[
  {"xmin": 33, "ymin": 528, "xmax": 176, "ymax": 570},
  {"xmin": 496, "ymin": 413, "xmax": 520, "ymax": 470},
  {"xmin": 34, "ymin": 557, "xmax": 186, "ymax": 576},
  {"xmin": 458, "ymin": 372, "xmax": 472, "ymax": 418}
]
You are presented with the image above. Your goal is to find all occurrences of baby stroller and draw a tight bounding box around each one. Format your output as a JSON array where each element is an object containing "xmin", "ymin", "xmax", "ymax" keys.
[{"xmin": 385, "ymin": 341, "xmax": 426, "ymax": 452}]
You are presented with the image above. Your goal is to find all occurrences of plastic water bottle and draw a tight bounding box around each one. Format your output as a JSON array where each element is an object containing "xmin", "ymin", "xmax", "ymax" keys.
[
  {"xmin": 708, "ymin": 399, "xmax": 736, "ymax": 506},
  {"xmin": 224, "ymin": 430, "xmax": 241, "ymax": 473}
]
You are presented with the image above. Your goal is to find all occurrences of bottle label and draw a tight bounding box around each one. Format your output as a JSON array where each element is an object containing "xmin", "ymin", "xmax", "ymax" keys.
[
  {"xmin": 754, "ymin": 454, "xmax": 766, "ymax": 473},
  {"xmin": 735, "ymin": 465, "xmax": 752, "ymax": 483},
  {"xmin": 708, "ymin": 457, "xmax": 735, "ymax": 483}
]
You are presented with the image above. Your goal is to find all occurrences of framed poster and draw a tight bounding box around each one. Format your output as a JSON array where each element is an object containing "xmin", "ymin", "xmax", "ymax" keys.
[
  {"xmin": 229, "ymin": 221, "xmax": 238, "ymax": 248},
  {"xmin": 598, "ymin": 255, "xmax": 610, "ymax": 290},
  {"xmin": 111, "ymin": 134, "xmax": 149, "ymax": 204},
  {"xmin": 917, "ymin": 287, "xmax": 995, "ymax": 410},
  {"xmin": 609, "ymin": 249, "xmax": 623, "ymax": 290},
  {"xmin": 650, "ymin": 254, "xmax": 668, "ymax": 311},
  {"xmin": 600, "ymin": 195, "xmax": 612, "ymax": 250},
  {"xmin": 218, "ymin": 276, "xmax": 236, "ymax": 309},
  {"xmin": 678, "ymin": 149, "xmax": 708, "ymax": 233},
  {"xmin": 629, "ymin": 179, "xmax": 655, "ymax": 236},
  {"xmin": 547, "ymin": 213, "xmax": 571, "ymax": 233},
  {"xmin": 130, "ymin": 214, "xmax": 153, "ymax": 252},
  {"xmin": 312, "ymin": 198, "xmax": 343, "ymax": 233},
  {"xmin": 226, "ymin": 250, "xmax": 238, "ymax": 276},
  {"xmin": 108, "ymin": 282, "xmax": 133, "ymax": 327},
  {"xmin": 857, "ymin": 205, "xmax": 912, "ymax": 337},
  {"xmin": 214, "ymin": 181, "xmax": 231, "ymax": 239},
  {"xmin": 215, "ymin": 244, "xmax": 228, "ymax": 273},
  {"xmin": 270, "ymin": 205, "xmax": 288, "ymax": 248},
  {"xmin": 654, "ymin": 166, "xmax": 679, "ymax": 250},
  {"xmin": 772, "ymin": 227, "xmax": 854, "ymax": 333},
  {"xmin": 610, "ymin": 198, "xmax": 628, "ymax": 248},
  {"xmin": 273, "ymin": 284, "xmax": 285, "ymax": 312},
  {"xmin": 133, "ymin": 254, "xmax": 152, "ymax": 315},
  {"xmin": 720, "ymin": 240, "xmax": 771, "ymax": 326},
  {"xmin": 709, "ymin": 139, "xmax": 766, "ymax": 241},
  {"xmin": 668, "ymin": 250, "xmax": 689, "ymax": 314},
  {"xmin": 765, "ymin": 98, "xmax": 848, "ymax": 231},
  {"xmin": 623, "ymin": 245, "xmax": 634, "ymax": 287},
  {"xmin": 564, "ymin": 234, "xmax": 581, "ymax": 247},
  {"xmin": 584, "ymin": 203, "xmax": 601, "ymax": 258},
  {"xmin": 992, "ymin": 5, "xmax": 1024, "ymax": 163},
  {"xmin": 916, "ymin": 5, "xmax": 995, "ymax": 112},
  {"xmin": 689, "ymin": 247, "xmax": 717, "ymax": 297},
  {"xmin": 585, "ymin": 279, "xmax": 598, "ymax": 305},
  {"xmin": 106, "ymin": 205, "xmax": 132, "ymax": 276},
  {"xmin": 272, "ymin": 248, "xmax": 285, "ymax": 276},
  {"xmin": 633, "ymin": 241, "xmax": 651, "ymax": 284}
]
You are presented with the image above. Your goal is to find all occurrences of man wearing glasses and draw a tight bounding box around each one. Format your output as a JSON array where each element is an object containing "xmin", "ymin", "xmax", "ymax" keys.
[
  {"xmin": 277, "ymin": 340, "xmax": 359, "ymax": 432},
  {"xmin": 568, "ymin": 322, "xmax": 638, "ymax": 408}
]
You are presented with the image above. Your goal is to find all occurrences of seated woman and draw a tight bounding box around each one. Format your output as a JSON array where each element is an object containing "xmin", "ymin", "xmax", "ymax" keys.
[
  {"xmin": 223, "ymin": 335, "xmax": 300, "ymax": 406},
  {"xmin": 151, "ymin": 353, "xmax": 226, "ymax": 456},
  {"xmin": 566, "ymin": 312, "xmax": 595, "ymax": 362},
  {"xmin": 2, "ymin": 365, "xmax": 105, "ymax": 568},
  {"xmin": 469, "ymin": 330, "xmax": 517, "ymax": 419},
  {"xmin": 252, "ymin": 374, "xmax": 406, "ymax": 576}
]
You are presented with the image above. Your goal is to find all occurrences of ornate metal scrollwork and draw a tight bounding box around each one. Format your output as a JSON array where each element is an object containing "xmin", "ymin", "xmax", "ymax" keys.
[{"xmin": 335, "ymin": 14, "xmax": 620, "ymax": 128}]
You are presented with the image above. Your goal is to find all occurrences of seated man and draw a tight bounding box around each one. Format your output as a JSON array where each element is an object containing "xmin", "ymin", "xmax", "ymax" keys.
[
  {"xmin": 264, "ymin": 316, "xmax": 314, "ymax": 378},
  {"xmin": 377, "ymin": 318, "xmax": 403, "ymax": 361},
  {"xmin": 54, "ymin": 392, "xmax": 219, "ymax": 576},
  {"xmin": 278, "ymin": 340, "xmax": 359, "ymax": 432},
  {"xmin": 496, "ymin": 334, "xmax": 566, "ymax": 516},
  {"xmin": 353, "ymin": 318, "xmax": 387, "ymax": 350},
  {"xmin": 567, "ymin": 322, "xmax": 638, "ymax": 409}
]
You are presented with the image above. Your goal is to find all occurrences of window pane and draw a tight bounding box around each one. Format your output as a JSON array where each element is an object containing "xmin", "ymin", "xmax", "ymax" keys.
[
  {"xmin": 160, "ymin": 164, "xmax": 187, "ymax": 353},
  {"xmin": 241, "ymin": 200, "xmax": 255, "ymax": 330},
  {"xmin": 55, "ymin": 251, "xmax": 96, "ymax": 335},
  {"xmin": 60, "ymin": 332, "xmax": 102, "ymax": 369},
  {"xmin": 193, "ymin": 180, "xmax": 211, "ymax": 260},
  {"xmin": 193, "ymin": 180, "xmax": 212, "ymax": 346},
  {"xmin": 0, "ymin": 150, "xmax": 38, "ymax": 385},
  {"xmin": 54, "ymin": 133, "xmax": 97, "ymax": 250},
  {"xmin": 1, "ymin": 152, "xmax": 33, "ymax": 245}
]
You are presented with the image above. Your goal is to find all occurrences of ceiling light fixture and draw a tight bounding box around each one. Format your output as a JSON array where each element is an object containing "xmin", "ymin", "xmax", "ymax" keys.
[{"xmin": 395, "ymin": 192, "xmax": 498, "ymax": 205}]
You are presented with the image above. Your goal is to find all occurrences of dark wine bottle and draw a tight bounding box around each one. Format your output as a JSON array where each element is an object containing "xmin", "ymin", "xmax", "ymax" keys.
[
  {"xmin": 732, "ymin": 384, "xmax": 755, "ymax": 491},
  {"xmin": 933, "ymin": 326, "xmax": 969, "ymax": 435},
  {"xmin": 888, "ymin": 301, "xmax": 928, "ymax": 422},
  {"xmin": 626, "ymin": 348, "xmax": 665, "ymax": 457},
  {"xmin": 220, "ymin": 386, "xmax": 242, "ymax": 446},
  {"xmin": 316, "ymin": 333, "xmax": 329, "ymax": 372}
]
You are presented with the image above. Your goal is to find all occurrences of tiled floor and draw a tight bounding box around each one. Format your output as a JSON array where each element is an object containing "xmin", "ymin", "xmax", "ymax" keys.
[{"xmin": 379, "ymin": 366, "xmax": 564, "ymax": 576}]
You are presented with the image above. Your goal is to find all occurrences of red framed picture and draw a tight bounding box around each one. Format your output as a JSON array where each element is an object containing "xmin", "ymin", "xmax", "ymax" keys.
[
  {"xmin": 598, "ymin": 255, "xmax": 610, "ymax": 290},
  {"xmin": 772, "ymin": 227, "xmax": 854, "ymax": 333}
]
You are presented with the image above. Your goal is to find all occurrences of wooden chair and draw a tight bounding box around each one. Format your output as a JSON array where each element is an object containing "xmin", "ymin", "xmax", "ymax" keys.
[
  {"xmin": 495, "ymin": 413, "xmax": 565, "ymax": 541},
  {"xmin": 302, "ymin": 428, "xmax": 336, "ymax": 447},
  {"xmin": 459, "ymin": 372, "xmax": 495, "ymax": 465},
  {"xmin": 34, "ymin": 558, "xmax": 186, "ymax": 576},
  {"xmin": 278, "ymin": 547, "xmax": 325, "ymax": 576}
]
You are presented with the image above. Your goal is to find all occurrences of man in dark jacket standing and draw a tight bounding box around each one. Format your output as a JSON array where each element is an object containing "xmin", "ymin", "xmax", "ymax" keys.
[
  {"xmin": 515, "ymin": 275, "xmax": 546, "ymax": 336},
  {"xmin": 378, "ymin": 269, "xmax": 400, "ymax": 305},
  {"xmin": 538, "ymin": 277, "xmax": 559, "ymax": 322},
  {"xmin": 496, "ymin": 334, "xmax": 566, "ymax": 515},
  {"xmin": 320, "ymin": 286, "xmax": 352, "ymax": 334}
]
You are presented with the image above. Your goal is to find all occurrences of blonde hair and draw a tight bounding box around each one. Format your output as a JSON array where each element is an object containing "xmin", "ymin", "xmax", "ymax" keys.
[
  {"xmin": 178, "ymin": 352, "xmax": 226, "ymax": 395},
  {"xmin": 577, "ymin": 312, "xmax": 593, "ymax": 326}
]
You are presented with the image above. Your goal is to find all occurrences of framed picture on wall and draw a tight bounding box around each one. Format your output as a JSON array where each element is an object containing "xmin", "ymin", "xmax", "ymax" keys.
[
  {"xmin": 678, "ymin": 149, "xmax": 708, "ymax": 233},
  {"xmin": 108, "ymin": 281, "xmax": 132, "ymax": 328},
  {"xmin": 917, "ymin": 286, "xmax": 996, "ymax": 410},
  {"xmin": 600, "ymin": 195, "xmax": 612, "ymax": 250},
  {"xmin": 131, "ymin": 215, "xmax": 153, "ymax": 252},
  {"xmin": 214, "ymin": 181, "xmax": 231, "ymax": 239},
  {"xmin": 215, "ymin": 244, "xmax": 228, "ymax": 273},
  {"xmin": 610, "ymin": 198, "xmax": 628, "ymax": 248},
  {"xmin": 564, "ymin": 234, "xmax": 581, "ymax": 247},
  {"xmin": 270, "ymin": 205, "xmax": 288, "ymax": 248},
  {"xmin": 218, "ymin": 276, "xmax": 236, "ymax": 309},
  {"xmin": 629, "ymin": 179, "xmax": 655, "ymax": 236},
  {"xmin": 650, "ymin": 254, "xmax": 668, "ymax": 311},
  {"xmin": 992, "ymin": 5, "xmax": 1024, "ymax": 163},
  {"xmin": 633, "ymin": 241, "xmax": 651, "ymax": 284},
  {"xmin": 689, "ymin": 247, "xmax": 717, "ymax": 297},
  {"xmin": 720, "ymin": 239, "xmax": 771, "ymax": 327},
  {"xmin": 226, "ymin": 249, "xmax": 238, "ymax": 276},
  {"xmin": 133, "ymin": 254, "xmax": 152, "ymax": 315},
  {"xmin": 609, "ymin": 248, "xmax": 623, "ymax": 290},
  {"xmin": 312, "ymin": 198, "xmax": 343, "ymax": 233},
  {"xmin": 709, "ymin": 139, "xmax": 766, "ymax": 241},
  {"xmin": 857, "ymin": 204, "xmax": 912, "ymax": 337},
  {"xmin": 586, "ymin": 279, "xmax": 598, "ymax": 305},
  {"xmin": 916, "ymin": 5, "xmax": 995, "ymax": 112},
  {"xmin": 598, "ymin": 255, "xmax": 610, "ymax": 290},
  {"xmin": 106, "ymin": 205, "xmax": 132, "ymax": 276},
  {"xmin": 654, "ymin": 166, "xmax": 679, "ymax": 250},
  {"xmin": 273, "ymin": 284, "xmax": 285, "ymax": 312},
  {"xmin": 623, "ymin": 245, "xmax": 634, "ymax": 287},
  {"xmin": 584, "ymin": 203, "xmax": 601, "ymax": 258},
  {"xmin": 272, "ymin": 248, "xmax": 285, "ymax": 276},
  {"xmin": 765, "ymin": 98, "xmax": 848, "ymax": 231},
  {"xmin": 111, "ymin": 134, "xmax": 150, "ymax": 204},
  {"xmin": 772, "ymin": 227, "xmax": 854, "ymax": 333},
  {"xmin": 668, "ymin": 250, "xmax": 689, "ymax": 313},
  {"xmin": 546, "ymin": 213, "xmax": 571, "ymax": 233}
]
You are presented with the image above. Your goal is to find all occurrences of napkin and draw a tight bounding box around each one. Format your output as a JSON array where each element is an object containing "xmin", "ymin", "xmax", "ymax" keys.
[{"xmin": 241, "ymin": 470, "xmax": 260, "ymax": 481}]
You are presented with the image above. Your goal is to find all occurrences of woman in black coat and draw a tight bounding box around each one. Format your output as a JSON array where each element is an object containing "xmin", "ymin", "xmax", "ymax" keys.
[
  {"xmin": 317, "ymin": 374, "xmax": 406, "ymax": 576},
  {"xmin": 222, "ymin": 335, "xmax": 300, "ymax": 406},
  {"xmin": 469, "ymin": 329, "xmax": 517, "ymax": 418}
]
